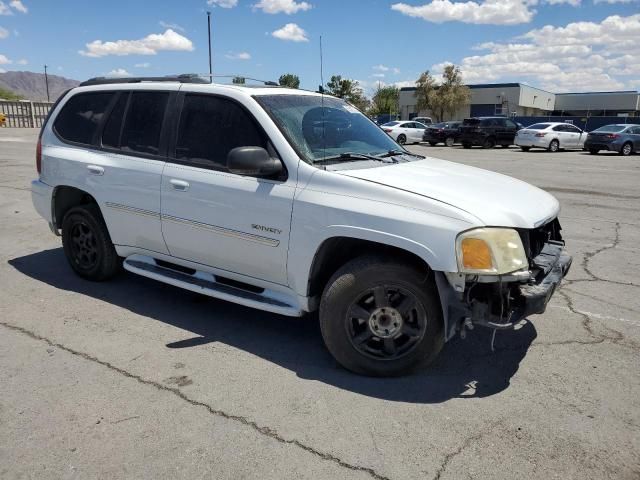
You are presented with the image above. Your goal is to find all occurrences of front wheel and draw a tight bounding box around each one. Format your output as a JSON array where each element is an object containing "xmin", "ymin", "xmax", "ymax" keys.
[
  {"xmin": 548, "ymin": 139, "xmax": 559, "ymax": 152},
  {"xmin": 62, "ymin": 204, "xmax": 120, "ymax": 281},
  {"xmin": 620, "ymin": 142, "xmax": 632, "ymax": 156},
  {"xmin": 397, "ymin": 134, "xmax": 406, "ymax": 145},
  {"xmin": 444, "ymin": 137, "xmax": 455, "ymax": 147},
  {"xmin": 319, "ymin": 256, "xmax": 444, "ymax": 377},
  {"xmin": 482, "ymin": 137, "xmax": 495, "ymax": 149}
]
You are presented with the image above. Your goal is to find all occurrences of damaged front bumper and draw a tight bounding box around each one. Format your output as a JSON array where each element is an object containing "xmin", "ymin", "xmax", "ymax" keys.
[{"xmin": 437, "ymin": 241, "xmax": 572, "ymax": 341}]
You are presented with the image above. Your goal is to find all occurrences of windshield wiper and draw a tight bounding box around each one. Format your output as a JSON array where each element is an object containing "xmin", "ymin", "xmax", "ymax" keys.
[
  {"xmin": 380, "ymin": 149, "xmax": 425, "ymax": 159},
  {"xmin": 314, "ymin": 152, "xmax": 394, "ymax": 164}
]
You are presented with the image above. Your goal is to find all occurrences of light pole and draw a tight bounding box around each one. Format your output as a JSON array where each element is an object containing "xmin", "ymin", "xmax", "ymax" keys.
[
  {"xmin": 207, "ymin": 11, "xmax": 213, "ymax": 83},
  {"xmin": 44, "ymin": 65, "xmax": 50, "ymax": 102}
]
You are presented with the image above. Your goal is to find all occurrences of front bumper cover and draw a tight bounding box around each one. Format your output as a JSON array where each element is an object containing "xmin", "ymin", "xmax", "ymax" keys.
[{"xmin": 437, "ymin": 242, "xmax": 572, "ymax": 340}]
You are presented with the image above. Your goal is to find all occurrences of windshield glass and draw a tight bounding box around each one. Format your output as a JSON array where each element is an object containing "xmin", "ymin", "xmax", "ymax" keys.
[
  {"xmin": 527, "ymin": 123, "xmax": 551, "ymax": 130},
  {"xmin": 593, "ymin": 125, "xmax": 627, "ymax": 133},
  {"xmin": 256, "ymin": 94, "xmax": 401, "ymax": 163}
]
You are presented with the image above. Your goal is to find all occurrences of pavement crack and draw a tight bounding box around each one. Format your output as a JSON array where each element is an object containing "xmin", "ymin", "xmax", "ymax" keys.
[
  {"xmin": 432, "ymin": 422, "xmax": 498, "ymax": 480},
  {"xmin": 578, "ymin": 222, "xmax": 634, "ymax": 286},
  {"xmin": 0, "ymin": 321, "xmax": 391, "ymax": 480}
]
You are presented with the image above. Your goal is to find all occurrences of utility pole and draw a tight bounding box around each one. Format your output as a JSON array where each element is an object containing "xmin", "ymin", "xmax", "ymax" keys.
[
  {"xmin": 207, "ymin": 11, "xmax": 213, "ymax": 84},
  {"xmin": 44, "ymin": 65, "xmax": 50, "ymax": 102}
]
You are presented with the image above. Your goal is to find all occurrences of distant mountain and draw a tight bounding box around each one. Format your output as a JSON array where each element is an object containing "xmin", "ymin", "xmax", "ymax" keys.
[{"xmin": 0, "ymin": 71, "xmax": 80, "ymax": 102}]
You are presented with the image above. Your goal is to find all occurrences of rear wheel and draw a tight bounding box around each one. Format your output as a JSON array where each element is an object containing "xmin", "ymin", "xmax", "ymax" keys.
[
  {"xmin": 396, "ymin": 134, "xmax": 406, "ymax": 145},
  {"xmin": 548, "ymin": 139, "xmax": 560, "ymax": 152},
  {"xmin": 620, "ymin": 142, "xmax": 632, "ymax": 156},
  {"xmin": 589, "ymin": 149, "xmax": 599, "ymax": 155},
  {"xmin": 444, "ymin": 137, "xmax": 455, "ymax": 147},
  {"xmin": 482, "ymin": 137, "xmax": 495, "ymax": 149},
  {"xmin": 520, "ymin": 146, "xmax": 531, "ymax": 152},
  {"xmin": 319, "ymin": 256, "xmax": 444, "ymax": 377},
  {"xmin": 62, "ymin": 204, "xmax": 120, "ymax": 281}
]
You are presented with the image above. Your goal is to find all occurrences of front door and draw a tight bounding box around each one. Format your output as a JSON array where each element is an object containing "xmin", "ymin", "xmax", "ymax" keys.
[{"xmin": 160, "ymin": 93, "xmax": 295, "ymax": 285}]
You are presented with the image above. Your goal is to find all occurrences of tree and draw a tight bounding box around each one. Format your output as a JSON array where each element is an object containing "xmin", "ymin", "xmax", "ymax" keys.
[
  {"xmin": 325, "ymin": 75, "xmax": 370, "ymax": 111},
  {"xmin": 414, "ymin": 65, "xmax": 471, "ymax": 122},
  {"xmin": 0, "ymin": 86, "xmax": 24, "ymax": 101},
  {"xmin": 369, "ymin": 85, "xmax": 399, "ymax": 117},
  {"xmin": 278, "ymin": 73, "xmax": 300, "ymax": 89}
]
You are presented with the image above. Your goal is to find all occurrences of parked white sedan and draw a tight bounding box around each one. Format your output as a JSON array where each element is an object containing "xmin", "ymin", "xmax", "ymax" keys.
[
  {"xmin": 515, "ymin": 122, "xmax": 586, "ymax": 152},
  {"xmin": 381, "ymin": 121, "xmax": 428, "ymax": 144}
]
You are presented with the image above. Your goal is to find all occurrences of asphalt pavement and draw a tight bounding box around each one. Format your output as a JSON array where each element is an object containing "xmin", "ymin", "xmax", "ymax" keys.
[{"xmin": 1, "ymin": 128, "xmax": 638, "ymax": 479}]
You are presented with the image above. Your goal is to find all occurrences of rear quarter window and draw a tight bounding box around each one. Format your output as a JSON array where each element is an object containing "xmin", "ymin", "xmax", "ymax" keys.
[{"xmin": 53, "ymin": 92, "xmax": 114, "ymax": 145}]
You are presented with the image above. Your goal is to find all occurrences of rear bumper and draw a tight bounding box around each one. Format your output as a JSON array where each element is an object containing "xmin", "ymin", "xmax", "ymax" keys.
[
  {"xmin": 459, "ymin": 133, "xmax": 485, "ymax": 145},
  {"xmin": 515, "ymin": 137, "xmax": 549, "ymax": 148},
  {"xmin": 584, "ymin": 140, "xmax": 618, "ymax": 152},
  {"xmin": 31, "ymin": 179, "xmax": 54, "ymax": 226}
]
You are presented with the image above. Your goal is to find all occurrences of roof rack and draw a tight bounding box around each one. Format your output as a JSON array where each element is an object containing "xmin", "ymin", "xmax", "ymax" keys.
[{"xmin": 79, "ymin": 74, "xmax": 209, "ymax": 87}]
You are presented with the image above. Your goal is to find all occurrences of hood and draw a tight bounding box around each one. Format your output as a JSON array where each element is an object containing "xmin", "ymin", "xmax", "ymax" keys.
[{"xmin": 337, "ymin": 158, "xmax": 559, "ymax": 228}]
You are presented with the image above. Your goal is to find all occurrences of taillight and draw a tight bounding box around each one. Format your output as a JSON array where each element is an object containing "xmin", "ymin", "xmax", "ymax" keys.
[
  {"xmin": 437, "ymin": 129, "xmax": 444, "ymax": 133},
  {"xmin": 606, "ymin": 134, "xmax": 619, "ymax": 139},
  {"xmin": 36, "ymin": 135, "xmax": 42, "ymax": 174},
  {"xmin": 383, "ymin": 128, "xmax": 392, "ymax": 133},
  {"xmin": 534, "ymin": 132, "xmax": 547, "ymax": 137}
]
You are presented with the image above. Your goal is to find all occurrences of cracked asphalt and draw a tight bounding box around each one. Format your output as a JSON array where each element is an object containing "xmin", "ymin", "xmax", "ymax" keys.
[{"xmin": 1, "ymin": 128, "xmax": 639, "ymax": 479}]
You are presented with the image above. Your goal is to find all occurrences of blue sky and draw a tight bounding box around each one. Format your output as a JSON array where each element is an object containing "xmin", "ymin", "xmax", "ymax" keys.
[{"xmin": 1, "ymin": 0, "xmax": 639, "ymax": 94}]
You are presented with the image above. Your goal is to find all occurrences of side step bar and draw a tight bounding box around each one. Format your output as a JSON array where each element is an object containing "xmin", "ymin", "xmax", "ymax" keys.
[{"xmin": 123, "ymin": 255, "xmax": 302, "ymax": 317}]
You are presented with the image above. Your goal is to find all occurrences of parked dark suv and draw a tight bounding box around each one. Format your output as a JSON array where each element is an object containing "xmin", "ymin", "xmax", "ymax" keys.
[
  {"xmin": 459, "ymin": 117, "xmax": 520, "ymax": 148},
  {"xmin": 423, "ymin": 121, "xmax": 462, "ymax": 147}
]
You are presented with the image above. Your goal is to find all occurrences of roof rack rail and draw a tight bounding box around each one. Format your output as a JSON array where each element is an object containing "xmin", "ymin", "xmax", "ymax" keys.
[{"xmin": 79, "ymin": 74, "xmax": 209, "ymax": 87}]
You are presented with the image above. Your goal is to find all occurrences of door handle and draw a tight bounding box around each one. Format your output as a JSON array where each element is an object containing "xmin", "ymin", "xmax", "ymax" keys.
[
  {"xmin": 170, "ymin": 179, "xmax": 190, "ymax": 191},
  {"xmin": 87, "ymin": 165, "xmax": 104, "ymax": 176}
]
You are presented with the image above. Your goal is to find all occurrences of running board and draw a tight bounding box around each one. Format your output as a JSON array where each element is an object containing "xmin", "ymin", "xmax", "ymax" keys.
[{"xmin": 123, "ymin": 255, "xmax": 302, "ymax": 317}]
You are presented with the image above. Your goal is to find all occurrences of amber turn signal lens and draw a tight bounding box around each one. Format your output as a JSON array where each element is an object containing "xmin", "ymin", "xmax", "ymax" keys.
[{"xmin": 461, "ymin": 238, "xmax": 493, "ymax": 270}]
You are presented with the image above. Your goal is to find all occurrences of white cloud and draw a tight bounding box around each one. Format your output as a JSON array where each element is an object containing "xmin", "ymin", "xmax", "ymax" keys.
[
  {"xmin": 0, "ymin": 26, "xmax": 8, "ymax": 38},
  {"xmin": 106, "ymin": 68, "xmax": 131, "ymax": 77},
  {"xmin": 134, "ymin": 62, "xmax": 151, "ymax": 68},
  {"xmin": 594, "ymin": 0, "xmax": 636, "ymax": 3},
  {"xmin": 9, "ymin": 0, "xmax": 26, "ymax": 13},
  {"xmin": 16, "ymin": 58, "xmax": 26, "ymax": 64},
  {"xmin": 225, "ymin": 51, "xmax": 251, "ymax": 60},
  {"xmin": 0, "ymin": 68, "xmax": 5, "ymax": 73},
  {"xmin": 207, "ymin": 0, "xmax": 238, "ymax": 7},
  {"xmin": 79, "ymin": 29, "xmax": 194, "ymax": 57},
  {"xmin": 0, "ymin": 53, "xmax": 11, "ymax": 64},
  {"xmin": 271, "ymin": 23, "xmax": 308, "ymax": 42},
  {"xmin": 545, "ymin": 0, "xmax": 580, "ymax": 5},
  {"xmin": 373, "ymin": 64, "xmax": 389, "ymax": 72},
  {"xmin": 393, "ymin": 67, "xmax": 401, "ymax": 74},
  {"xmin": 254, "ymin": 0, "xmax": 312, "ymax": 14},
  {"xmin": 0, "ymin": 2, "xmax": 12, "ymax": 15},
  {"xmin": 372, "ymin": 73, "xmax": 385, "ymax": 78},
  {"xmin": 391, "ymin": 0, "xmax": 536, "ymax": 25},
  {"xmin": 431, "ymin": 14, "xmax": 640, "ymax": 91},
  {"xmin": 159, "ymin": 21, "xmax": 185, "ymax": 32}
]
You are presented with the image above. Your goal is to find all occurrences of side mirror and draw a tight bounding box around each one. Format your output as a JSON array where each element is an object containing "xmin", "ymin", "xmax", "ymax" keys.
[{"xmin": 227, "ymin": 146, "xmax": 282, "ymax": 177}]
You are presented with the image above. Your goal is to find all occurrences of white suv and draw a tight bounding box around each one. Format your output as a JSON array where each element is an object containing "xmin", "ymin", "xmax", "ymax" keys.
[{"xmin": 31, "ymin": 76, "xmax": 571, "ymax": 376}]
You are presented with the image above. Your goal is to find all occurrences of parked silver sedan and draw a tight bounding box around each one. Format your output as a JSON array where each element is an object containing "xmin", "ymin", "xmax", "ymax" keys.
[{"xmin": 515, "ymin": 122, "xmax": 586, "ymax": 152}]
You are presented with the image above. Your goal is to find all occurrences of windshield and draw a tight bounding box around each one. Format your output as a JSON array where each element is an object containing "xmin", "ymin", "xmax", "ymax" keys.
[
  {"xmin": 256, "ymin": 94, "xmax": 401, "ymax": 163},
  {"xmin": 527, "ymin": 123, "xmax": 551, "ymax": 130},
  {"xmin": 593, "ymin": 125, "xmax": 627, "ymax": 133}
]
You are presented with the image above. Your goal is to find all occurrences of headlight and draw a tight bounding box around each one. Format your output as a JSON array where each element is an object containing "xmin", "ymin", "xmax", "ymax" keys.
[{"xmin": 456, "ymin": 228, "xmax": 528, "ymax": 275}]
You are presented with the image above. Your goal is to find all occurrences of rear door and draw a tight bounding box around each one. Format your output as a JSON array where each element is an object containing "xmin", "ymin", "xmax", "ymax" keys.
[
  {"xmin": 564, "ymin": 124, "xmax": 583, "ymax": 148},
  {"xmin": 160, "ymin": 92, "xmax": 295, "ymax": 285},
  {"xmin": 52, "ymin": 88, "xmax": 174, "ymax": 254}
]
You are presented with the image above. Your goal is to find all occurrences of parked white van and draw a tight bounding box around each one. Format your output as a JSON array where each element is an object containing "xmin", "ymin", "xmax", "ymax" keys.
[{"xmin": 31, "ymin": 75, "xmax": 571, "ymax": 376}]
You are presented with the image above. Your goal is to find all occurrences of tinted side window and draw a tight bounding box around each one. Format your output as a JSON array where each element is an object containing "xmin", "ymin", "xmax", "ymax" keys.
[
  {"xmin": 120, "ymin": 92, "xmax": 169, "ymax": 155},
  {"xmin": 175, "ymin": 94, "xmax": 267, "ymax": 171},
  {"xmin": 552, "ymin": 125, "xmax": 566, "ymax": 132},
  {"xmin": 54, "ymin": 92, "xmax": 114, "ymax": 145},
  {"xmin": 505, "ymin": 120, "xmax": 517, "ymax": 129},
  {"xmin": 101, "ymin": 92, "xmax": 128, "ymax": 148}
]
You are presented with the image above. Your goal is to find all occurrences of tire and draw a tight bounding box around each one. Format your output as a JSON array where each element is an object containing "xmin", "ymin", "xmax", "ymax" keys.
[
  {"xmin": 620, "ymin": 142, "xmax": 632, "ymax": 156},
  {"xmin": 319, "ymin": 255, "xmax": 444, "ymax": 377},
  {"xmin": 61, "ymin": 204, "xmax": 120, "ymax": 281},
  {"xmin": 589, "ymin": 149, "xmax": 599, "ymax": 155},
  {"xmin": 444, "ymin": 137, "xmax": 455, "ymax": 147},
  {"xmin": 462, "ymin": 143, "xmax": 472, "ymax": 149},
  {"xmin": 548, "ymin": 139, "xmax": 559, "ymax": 152},
  {"xmin": 429, "ymin": 142, "xmax": 437, "ymax": 146},
  {"xmin": 397, "ymin": 134, "xmax": 406, "ymax": 145},
  {"xmin": 520, "ymin": 146, "xmax": 531, "ymax": 152},
  {"xmin": 482, "ymin": 137, "xmax": 495, "ymax": 149}
]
